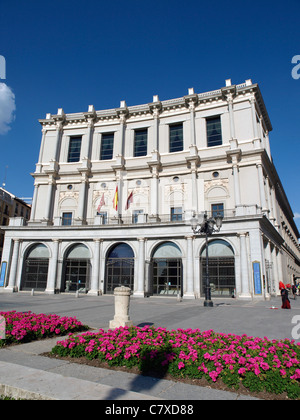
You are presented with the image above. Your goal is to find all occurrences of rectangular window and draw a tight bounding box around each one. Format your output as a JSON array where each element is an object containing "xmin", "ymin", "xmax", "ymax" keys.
[
  {"xmin": 169, "ymin": 123, "xmax": 183, "ymax": 153},
  {"xmin": 97, "ymin": 211, "xmax": 108, "ymax": 224},
  {"xmin": 171, "ymin": 207, "xmax": 183, "ymax": 221},
  {"xmin": 100, "ymin": 133, "xmax": 114, "ymax": 160},
  {"xmin": 211, "ymin": 203, "xmax": 224, "ymax": 218},
  {"xmin": 134, "ymin": 128, "xmax": 148, "ymax": 157},
  {"xmin": 67, "ymin": 136, "xmax": 82, "ymax": 162},
  {"xmin": 62, "ymin": 212, "xmax": 72, "ymax": 226},
  {"xmin": 132, "ymin": 209, "xmax": 144, "ymax": 224},
  {"xmin": 206, "ymin": 116, "xmax": 222, "ymax": 147}
]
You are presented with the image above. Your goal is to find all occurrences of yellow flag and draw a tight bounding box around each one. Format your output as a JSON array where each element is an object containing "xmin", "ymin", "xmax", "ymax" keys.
[{"xmin": 113, "ymin": 186, "xmax": 118, "ymax": 210}]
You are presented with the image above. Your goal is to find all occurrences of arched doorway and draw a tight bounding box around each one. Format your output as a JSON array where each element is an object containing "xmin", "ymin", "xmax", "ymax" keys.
[
  {"xmin": 63, "ymin": 244, "xmax": 91, "ymax": 293},
  {"xmin": 105, "ymin": 243, "xmax": 135, "ymax": 294},
  {"xmin": 21, "ymin": 244, "xmax": 49, "ymax": 291},
  {"xmin": 200, "ymin": 239, "xmax": 235, "ymax": 297},
  {"xmin": 151, "ymin": 242, "xmax": 182, "ymax": 296}
]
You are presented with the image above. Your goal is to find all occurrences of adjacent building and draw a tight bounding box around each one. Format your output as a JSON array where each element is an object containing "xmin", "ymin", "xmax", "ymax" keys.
[
  {"xmin": 1, "ymin": 79, "xmax": 299, "ymax": 299},
  {"xmin": 0, "ymin": 188, "xmax": 31, "ymax": 262}
]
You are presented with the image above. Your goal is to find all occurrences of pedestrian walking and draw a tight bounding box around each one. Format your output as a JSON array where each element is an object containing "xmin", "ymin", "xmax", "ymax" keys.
[
  {"xmin": 281, "ymin": 287, "xmax": 291, "ymax": 309},
  {"xmin": 292, "ymin": 284, "xmax": 297, "ymax": 300}
]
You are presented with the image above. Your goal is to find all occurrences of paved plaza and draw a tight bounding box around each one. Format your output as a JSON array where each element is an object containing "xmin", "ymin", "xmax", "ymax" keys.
[{"xmin": 0, "ymin": 292, "xmax": 299, "ymax": 400}]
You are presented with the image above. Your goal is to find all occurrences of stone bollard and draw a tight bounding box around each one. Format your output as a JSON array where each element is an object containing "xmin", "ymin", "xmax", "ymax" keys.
[{"xmin": 109, "ymin": 286, "xmax": 133, "ymax": 329}]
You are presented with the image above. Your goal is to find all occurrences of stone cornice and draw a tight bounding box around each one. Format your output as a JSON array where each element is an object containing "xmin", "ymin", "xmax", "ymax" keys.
[{"xmin": 39, "ymin": 80, "xmax": 272, "ymax": 133}]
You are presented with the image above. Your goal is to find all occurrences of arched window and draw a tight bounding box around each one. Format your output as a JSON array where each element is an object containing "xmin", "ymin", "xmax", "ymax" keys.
[
  {"xmin": 21, "ymin": 244, "xmax": 49, "ymax": 291},
  {"xmin": 105, "ymin": 243, "xmax": 134, "ymax": 294},
  {"xmin": 63, "ymin": 244, "xmax": 91, "ymax": 293},
  {"xmin": 200, "ymin": 239, "xmax": 235, "ymax": 297},
  {"xmin": 151, "ymin": 242, "xmax": 182, "ymax": 296}
]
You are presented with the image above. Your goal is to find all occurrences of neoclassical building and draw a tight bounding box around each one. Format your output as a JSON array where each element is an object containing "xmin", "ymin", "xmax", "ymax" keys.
[{"xmin": 1, "ymin": 79, "xmax": 299, "ymax": 299}]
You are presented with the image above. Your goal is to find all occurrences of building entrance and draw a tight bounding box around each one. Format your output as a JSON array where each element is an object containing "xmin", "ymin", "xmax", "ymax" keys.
[
  {"xmin": 105, "ymin": 243, "xmax": 135, "ymax": 293},
  {"xmin": 62, "ymin": 244, "xmax": 91, "ymax": 293},
  {"xmin": 200, "ymin": 239, "xmax": 235, "ymax": 297},
  {"xmin": 21, "ymin": 244, "xmax": 49, "ymax": 291},
  {"xmin": 150, "ymin": 242, "xmax": 182, "ymax": 296}
]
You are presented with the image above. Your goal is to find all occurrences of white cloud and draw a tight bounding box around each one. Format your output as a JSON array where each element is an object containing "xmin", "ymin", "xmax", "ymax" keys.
[
  {"xmin": 294, "ymin": 212, "xmax": 300, "ymax": 219},
  {"xmin": 0, "ymin": 83, "xmax": 16, "ymax": 134}
]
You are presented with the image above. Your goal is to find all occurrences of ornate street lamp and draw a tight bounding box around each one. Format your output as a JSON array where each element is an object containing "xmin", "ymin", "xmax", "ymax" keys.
[{"xmin": 191, "ymin": 212, "xmax": 223, "ymax": 307}]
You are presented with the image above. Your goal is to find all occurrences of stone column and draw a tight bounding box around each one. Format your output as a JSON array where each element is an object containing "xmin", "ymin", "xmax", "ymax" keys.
[
  {"xmin": 116, "ymin": 108, "xmax": 127, "ymax": 157},
  {"xmin": 238, "ymin": 232, "xmax": 251, "ymax": 298},
  {"xmin": 232, "ymin": 163, "xmax": 241, "ymax": 207},
  {"xmin": 148, "ymin": 151, "xmax": 160, "ymax": 221},
  {"xmin": 89, "ymin": 239, "xmax": 101, "ymax": 295},
  {"xmin": 134, "ymin": 238, "xmax": 145, "ymax": 297},
  {"xmin": 36, "ymin": 128, "xmax": 47, "ymax": 172},
  {"xmin": 271, "ymin": 246, "xmax": 280, "ymax": 296},
  {"xmin": 151, "ymin": 171, "xmax": 159, "ymax": 217},
  {"xmin": 30, "ymin": 184, "xmax": 39, "ymax": 221},
  {"xmin": 250, "ymin": 98, "xmax": 259, "ymax": 140},
  {"xmin": 7, "ymin": 239, "xmax": 20, "ymax": 292},
  {"xmin": 82, "ymin": 118, "xmax": 94, "ymax": 159},
  {"xmin": 184, "ymin": 235, "xmax": 194, "ymax": 298},
  {"xmin": 44, "ymin": 176, "xmax": 56, "ymax": 221},
  {"xmin": 227, "ymin": 94, "xmax": 237, "ymax": 147},
  {"xmin": 256, "ymin": 163, "xmax": 267, "ymax": 213},
  {"xmin": 53, "ymin": 119, "xmax": 64, "ymax": 162},
  {"xmin": 264, "ymin": 239, "xmax": 271, "ymax": 300},
  {"xmin": 46, "ymin": 239, "xmax": 60, "ymax": 294},
  {"xmin": 189, "ymin": 101, "xmax": 196, "ymax": 146},
  {"xmin": 109, "ymin": 286, "xmax": 133, "ymax": 328},
  {"xmin": 77, "ymin": 174, "xmax": 88, "ymax": 221},
  {"xmin": 149, "ymin": 95, "xmax": 161, "ymax": 152},
  {"xmin": 226, "ymin": 150, "xmax": 242, "ymax": 215},
  {"xmin": 152, "ymin": 107, "xmax": 160, "ymax": 151}
]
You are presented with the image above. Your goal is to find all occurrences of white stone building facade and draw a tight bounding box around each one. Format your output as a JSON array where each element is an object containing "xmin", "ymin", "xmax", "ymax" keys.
[{"xmin": 1, "ymin": 79, "xmax": 299, "ymax": 299}]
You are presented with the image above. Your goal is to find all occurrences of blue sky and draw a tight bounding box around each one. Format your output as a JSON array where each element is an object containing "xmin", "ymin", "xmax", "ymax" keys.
[{"xmin": 0, "ymin": 0, "xmax": 299, "ymax": 231}]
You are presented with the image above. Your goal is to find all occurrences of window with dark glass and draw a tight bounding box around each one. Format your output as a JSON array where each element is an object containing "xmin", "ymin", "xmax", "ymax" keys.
[
  {"xmin": 67, "ymin": 136, "xmax": 82, "ymax": 162},
  {"xmin": 62, "ymin": 212, "xmax": 72, "ymax": 225},
  {"xmin": 132, "ymin": 209, "xmax": 144, "ymax": 223},
  {"xmin": 171, "ymin": 207, "xmax": 183, "ymax": 221},
  {"xmin": 134, "ymin": 129, "xmax": 148, "ymax": 157},
  {"xmin": 206, "ymin": 116, "xmax": 222, "ymax": 147},
  {"xmin": 97, "ymin": 211, "xmax": 108, "ymax": 224},
  {"xmin": 211, "ymin": 203, "xmax": 224, "ymax": 218},
  {"xmin": 169, "ymin": 123, "xmax": 183, "ymax": 153},
  {"xmin": 100, "ymin": 133, "xmax": 114, "ymax": 160}
]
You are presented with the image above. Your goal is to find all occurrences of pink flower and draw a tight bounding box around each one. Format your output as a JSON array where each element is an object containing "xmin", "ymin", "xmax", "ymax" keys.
[
  {"xmin": 254, "ymin": 365, "xmax": 261, "ymax": 376},
  {"xmin": 290, "ymin": 369, "xmax": 300, "ymax": 380},
  {"xmin": 260, "ymin": 362, "xmax": 270, "ymax": 371},
  {"xmin": 280, "ymin": 369, "xmax": 287, "ymax": 376},
  {"xmin": 209, "ymin": 371, "xmax": 219, "ymax": 382},
  {"xmin": 178, "ymin": 362, "xmax": 185, "ymax": 370}
]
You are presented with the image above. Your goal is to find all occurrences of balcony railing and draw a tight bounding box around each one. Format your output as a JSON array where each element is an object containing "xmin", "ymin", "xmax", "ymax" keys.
[
  {"xmin": 49, "ymin": 209, "xmax": 239, "ymax": 227},
  {"xmin": 14, "ymin": 205, "xmax": 264, "ymax": 227}
]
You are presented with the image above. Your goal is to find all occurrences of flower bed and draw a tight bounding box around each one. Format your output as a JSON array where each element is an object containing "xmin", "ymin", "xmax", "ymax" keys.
[
  {"xmin": 51, "ymin": 326, "xmax": 300, "ymax": 399},
  {"xmin": 0, "ymin": 311, "xmax": 88, "ymax": 346}
]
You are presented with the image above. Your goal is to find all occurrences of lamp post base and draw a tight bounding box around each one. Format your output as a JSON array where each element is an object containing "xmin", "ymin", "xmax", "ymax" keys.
[{"xmin": 204, "ymin": 286, "xmax": 213, "ymax": 307}]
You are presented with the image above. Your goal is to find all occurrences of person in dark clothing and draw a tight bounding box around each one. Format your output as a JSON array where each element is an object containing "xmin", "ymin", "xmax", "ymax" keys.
[
  {"xmin": 292, "ymin": 284, "xmax": 297, "ymax": 300},
  {"xmin": 281, "ymin": 287, "xmax": 291, "ymax": 309}
]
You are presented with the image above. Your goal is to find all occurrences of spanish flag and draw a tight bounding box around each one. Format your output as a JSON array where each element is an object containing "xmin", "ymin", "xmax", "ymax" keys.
[
  {"xmin": 125, "ymin": 191, "xmax": 133, "ymax": 210},
  {"xmin": 113, "ymin": 186, "xmax": 118, "ymax": 211}
]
